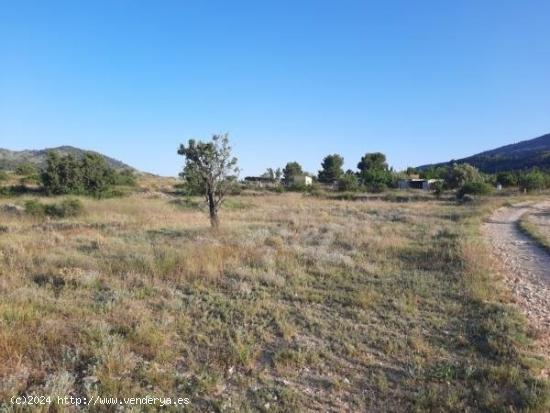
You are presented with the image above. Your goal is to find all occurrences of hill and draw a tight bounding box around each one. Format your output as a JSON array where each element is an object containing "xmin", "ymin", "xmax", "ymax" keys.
[
  {"xmin": 0, "ymin": 146, "xmax": 135, "ymax": 172},
  {"xmin": 419, "ymin": 133, "xmax": 550, "ymax": 172}
]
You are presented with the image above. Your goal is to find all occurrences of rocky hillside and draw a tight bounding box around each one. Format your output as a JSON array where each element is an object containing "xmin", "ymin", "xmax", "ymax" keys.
[
  {"xmin": 0, "ymin": 146, "xmax": 135, "ymax": 171},
  {"xmin": 419, "ymin": 133, "xmax": 550, "ymax": 172}
]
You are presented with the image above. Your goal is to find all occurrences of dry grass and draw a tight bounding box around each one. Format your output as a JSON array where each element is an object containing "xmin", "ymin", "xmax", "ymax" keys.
[
  {"xmin": 0, "ymin": 189, "xmax": 548, "ymax": 411},
  {"xmin": 519, "ymin": 209, "xmax": 550, "ymax": 252}
]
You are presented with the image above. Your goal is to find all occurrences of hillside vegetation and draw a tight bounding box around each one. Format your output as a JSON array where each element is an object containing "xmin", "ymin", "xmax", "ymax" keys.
[
  {"xmin": 0, "ymin": 190, "xmax": 548, "ymax": 411},
  {"xmin": 0, "ymin": 146, "xmax": 134, "ymax": 172},
  {"xmin": 419, "ymin": 133, "xmax": 550, "ymax": 173}
]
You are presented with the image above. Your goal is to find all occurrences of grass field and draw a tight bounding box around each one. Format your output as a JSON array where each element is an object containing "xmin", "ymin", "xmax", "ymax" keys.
[{"xmin": 0, "ymin": 190, "xmax": 548, "ymax": 411}]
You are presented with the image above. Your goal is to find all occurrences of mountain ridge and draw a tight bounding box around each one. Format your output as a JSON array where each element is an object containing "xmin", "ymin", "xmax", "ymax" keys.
[
  {"xmin": 0, "ymin": 145, "xmax": 136, "ymax": 172},
  {"xmin": 418, "ymin": 133, "xmax": 550, "ymax": 172}
]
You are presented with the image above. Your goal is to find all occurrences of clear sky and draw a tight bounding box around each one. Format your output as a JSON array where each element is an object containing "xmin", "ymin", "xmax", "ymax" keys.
[{"xmin": 1, "ymin": 1, "xmax": 549, "ymax": 176}]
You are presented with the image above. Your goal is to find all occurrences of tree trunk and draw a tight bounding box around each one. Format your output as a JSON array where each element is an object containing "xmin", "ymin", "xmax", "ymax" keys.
[{"xmin": 207, "ymin": 191, "xmax": 219, "ymax": 228}]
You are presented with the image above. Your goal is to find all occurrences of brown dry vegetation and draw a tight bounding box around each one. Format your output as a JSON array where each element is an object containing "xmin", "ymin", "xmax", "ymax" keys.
[{"xmin": 0, "ymin": 188, "xmax": 548, "ymax": 412}]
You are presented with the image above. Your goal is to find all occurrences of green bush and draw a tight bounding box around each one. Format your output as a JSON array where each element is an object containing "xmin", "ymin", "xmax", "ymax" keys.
[
  {"xmin": 457, "ymin": 181, "xmax": 492, "ymax": 198},
  {"xmin": 337, "ymin": 174, "xmax": 359, "ymax": 192},
  {"xmin": 496, "ymin": 171, "xmax": 518, "ymax": 187},
  {"xmin": 287, "ymin": 183, "xmax": 309, "ymax": 192},
  {"xmin": 432, "ymin": 180, "xmax": 444, "ymax": 198},
  {"xmin": 0, "ymin": 171, "xmax": 8, "ymax": 182},
  {"xmin": 444, "ymin": 163, "xmax": 481, "ymax": 189},
  {"xmin": 112, "ymin": 169, "xmax": 137, "ymax": 186},
  {"xmin": 48, "ymin": 199, "xmax": 84, "ymax": 217},
  {"xmin": 24, "ymin": 199, "xmax": 46, "ymax": 216},
  {"xmin": 41, "ymin": 151, "xmax": 119, "ymax": 196},
  {"xmin": 25, "ymin": 198, "xmax": 84, "ymax": 218},
  {"xmin": 15, "ymin": 162, "xmax": 38, "ymax": 176},
  {"xmin": 518, "ymin": 170, "xmax": 546, "ymax": 192}
]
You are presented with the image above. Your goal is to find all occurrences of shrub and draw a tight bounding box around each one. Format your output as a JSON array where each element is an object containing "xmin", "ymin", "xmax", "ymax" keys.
[
  {"xmin": 15, "ymin": 162, "xmax": 38, "ymax": 176},
  {"xmin": 444, "ymin": 163, "xmax": 481, "ymax": 189},
  {"xmin": 41, "ymin": 152, "xmax": 84, "ymax": 195},
  {"xmin": 24, "ymin": 199, "xmax": 46, "ymax": 216},
  {"xmin": 287, "ymin": 183, "xmax": 309, "ymax": 192},
  {"xmin": 337, "ymin": 174, "xmax": 359, "ymax": 192},
  {"xmin": 25, "ymin": 198, "xmax": 84, "ymax": 218},
  {"xmin": 47, "ymin": 199, "xmax": 84, "ymax": 217},
  {"xmin": 367, "ymin": 179, "xmax": 388, "ymax": 193},
  {"xmin": 0, "ymin": 171, "xmax": 8, "ymax": 182},
  {"xmin": 496, "ymin": 171, "xmax": 518, "ymax": 187},
  {"xmin": 41, "ymin": 151, "xmax": 118, "ymax": 196},
  {"xmin": 457, "ymin": 181, "xmax": 492, "ymax": 198},
  {"xmin": 112, "ymin": 169, "xmax": 137, "ymax": 186},
  {"xmin": 518, "ymin": 170, "xmax": 546, "ymax": 192},
  {"xmin": 358, "ymin": 166, "xmax": 392, "ymax": 192},
  {"xmin": 432, "ymin": 180, "xmax": 444, "ymax": 198},
  {"xmin": 0, "ymin": 185, "xmax": 35, "ymax": 197}
]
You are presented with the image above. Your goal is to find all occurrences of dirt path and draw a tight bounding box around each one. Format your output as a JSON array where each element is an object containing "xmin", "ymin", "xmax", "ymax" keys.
[{"xmin": 482, "ymin": 201, "xmax": 550, "ymax": 362}]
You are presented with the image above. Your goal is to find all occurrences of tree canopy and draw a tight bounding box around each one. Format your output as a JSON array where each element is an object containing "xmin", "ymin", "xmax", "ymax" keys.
[
  {"xmin": 178, "ymin": 134, "xmax": 239, "ymax": 228},
  {"xmin": 318, "ymin": 154, "xmax": 344, "ymax": 184},
  {"xmin": 282, "ymin": 162, "xmax": 303, "ymax": 186},
  {"xmin": 357, "ymin": 152, "xmax": 392, "ymax": 192}
]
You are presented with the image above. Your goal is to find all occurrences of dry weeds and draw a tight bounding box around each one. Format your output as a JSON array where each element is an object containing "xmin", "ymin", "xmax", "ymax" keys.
[{"xmin": 0, "ymin": 191, "xmax": 548, "ymax": 411}]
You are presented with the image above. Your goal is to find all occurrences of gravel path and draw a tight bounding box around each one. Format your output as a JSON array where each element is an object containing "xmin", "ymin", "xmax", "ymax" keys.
[{"xmin": 482, "ymin": 201, "xmax": 550, "ymax": 362}]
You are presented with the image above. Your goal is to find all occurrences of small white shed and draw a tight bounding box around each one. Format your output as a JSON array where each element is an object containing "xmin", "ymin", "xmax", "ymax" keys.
[{"xmin": 293, "ymin": 175, "xmax": 313, "ymax": 186}]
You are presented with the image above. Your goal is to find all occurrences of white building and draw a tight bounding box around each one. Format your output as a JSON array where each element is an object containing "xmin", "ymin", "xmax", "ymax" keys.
[{"xmin": 292, "ymin": 175, "xmax": 313, "ymax": 186}]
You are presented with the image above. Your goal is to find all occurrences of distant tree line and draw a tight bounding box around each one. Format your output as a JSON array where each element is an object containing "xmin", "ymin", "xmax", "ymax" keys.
[
  {"xmin": 419, "ymin": 163, "xmax": 550, "ymax": 193},
  {"xmin": 245, "ymin": 153, "xmax": 550, "ymax": 199},
  {"xmin": 255, "ymin": 152, "xmax": 394, "ymax": 193}
]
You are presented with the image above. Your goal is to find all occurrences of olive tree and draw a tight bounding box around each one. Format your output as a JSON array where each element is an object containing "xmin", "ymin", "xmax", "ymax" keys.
[{"xmin": 177, "ymin": 134, "xmax": 239, "ymax": 228}]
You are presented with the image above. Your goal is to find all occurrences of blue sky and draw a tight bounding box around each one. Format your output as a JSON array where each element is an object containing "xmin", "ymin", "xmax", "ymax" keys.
[{"xmin": 1, "ymin": 1, "xmax": 549, "ymax": 176}]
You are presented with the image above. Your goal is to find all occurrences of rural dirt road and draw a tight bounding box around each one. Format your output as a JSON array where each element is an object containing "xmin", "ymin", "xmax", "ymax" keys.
[{"xmin": 482, "ymin": 201, "xmax": 550, "ymax": 364}]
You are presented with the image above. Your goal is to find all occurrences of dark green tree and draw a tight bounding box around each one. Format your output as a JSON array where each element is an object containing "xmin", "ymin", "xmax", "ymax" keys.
[
  {"xmin": 282, "ymin": 162, "xmax": 303, "ymax": 186},
  {"xmin": 357, "ymin": 152, "xmax": 392, "ymax": 192},
  {"xmin": 496, "ymin": 171, "xmax": 518, "ymax": 187},
  {"xmin": 178, "ymin": 134, "xmax": 239, "ymax": 228},
  {"xmin": 40, "ymin": 151, "xmax": 117, "ymax": 196},
  {"xmin": 357, "ymin": 153, "xmax": 388, "ymax": 172},
  {"xmin": 179, "ymin": 162, "xmax": 206, "ymax": 196},
  {"xmin": 41, "ymin": 152, "xmax": 82, "ymax": 195},
  {"xmin": 318, "ymin": 154, "xmax": 344, "ymax": 184},
  {"xmin": 79, "ymin": 153, "xmax": 115, "ymax": 196}
]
